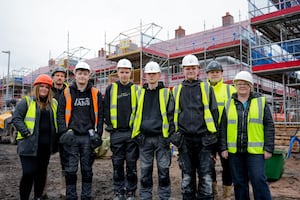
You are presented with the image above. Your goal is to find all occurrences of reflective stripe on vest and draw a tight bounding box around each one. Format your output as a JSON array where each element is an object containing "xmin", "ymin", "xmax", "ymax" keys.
[
  {"xmin": 16, "ymin": 96, "xmax": 58, "ymax": 140},
  {"xmin": 132, "ymin": 88, "xmax": 170, "ymax": 138},
  {"xmin": 210, "ymin": 81, "xmax": 236, "ymax": 124},
  {"xmin": 173, "ymin": 82, "xmax": 217, "ymax": 133},
  {"xmin": 64, "ymin": 87, "xmax": 99, "ymax": 130},
  {"xmin": 226, "ymin": 96, "xmax": 265, "ymax": 154},
  {"xmin": 110, "ymin": 83, "xmax": 139, "ymax": 129}
]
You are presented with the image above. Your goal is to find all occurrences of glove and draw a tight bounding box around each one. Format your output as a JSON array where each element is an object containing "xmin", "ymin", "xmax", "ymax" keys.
[
  {"xmin": 170, "ymin": 131, "xmax": 184, "ymax": 148},
  {"xmin": 134, "ymin": 134, "xmax": 145, "ymax": 146},
  {"xmin": 105, "ymin": 125, "xmax": 114, "ymax": 133},
  {"xmin": 59, "ymin": 130, "xmax": 75, "ymax": 146},
  {"xmin": 201, "ymin": 133, "xmax": 218, "ymax": 146},
  {"xmin": 89, "ymin": 129, "xmax": 103, "ymax": 149},
  {"xmin": 21, "ymin": 130, "xmax": 31, "ymax": 138}
]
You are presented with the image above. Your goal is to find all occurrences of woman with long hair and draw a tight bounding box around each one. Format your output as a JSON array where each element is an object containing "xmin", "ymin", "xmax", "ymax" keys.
[{"xmin": 12, "ymin": 74, "xmax": 58, "ymax": 200}]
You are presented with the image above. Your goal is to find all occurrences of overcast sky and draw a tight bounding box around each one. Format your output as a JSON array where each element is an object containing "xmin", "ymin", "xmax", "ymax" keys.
[{"xmin": 0, "ymin": 0, "xmax": 248, "ymax": 78}]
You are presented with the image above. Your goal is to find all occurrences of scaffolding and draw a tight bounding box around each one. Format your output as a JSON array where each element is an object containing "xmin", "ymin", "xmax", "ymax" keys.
[{"xmin": 248, "ymin": 0, "xmax": 300, "ymax": 124}]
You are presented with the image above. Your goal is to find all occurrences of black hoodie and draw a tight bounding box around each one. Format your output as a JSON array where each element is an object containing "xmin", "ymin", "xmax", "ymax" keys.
[
  {"xmin": 177, "ymin": 79, "xmax": 219, "ymax": 135},
  {"xmin": 57, "ymin": 81, "xmax": 104, "ymax": 136},
  {"xmin": 140, "ymin": 81, "xmax": 175, "ymax": 136}
]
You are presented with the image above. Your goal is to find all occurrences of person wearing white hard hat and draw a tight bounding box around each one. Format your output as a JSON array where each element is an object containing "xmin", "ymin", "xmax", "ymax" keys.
[
  {"xmin": 57, "ymin": 61, "xmax": 104, "ymax": 200},
  {"xmin": 206, "ymin": 60, "xmax": 235, "ymax": 200},
  {"xmin": 104, "ymin": 58, "xmax": 140, "ymax": 200},
  {"xmin": 219, "ymin": 71, "xmax": 274, "ymax": 200},
  {"xmin": 170, "ymin": 54, "xmax": 219, "ymax": 199},
  {"xmin": 132, "ymin": 61, "xmax": 175, "ymax": 200}
]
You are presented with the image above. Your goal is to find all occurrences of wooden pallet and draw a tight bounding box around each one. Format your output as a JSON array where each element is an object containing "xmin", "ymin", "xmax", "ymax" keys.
[{"xmin": 274, "ymin": 124, "xmax": 300, "ymax": 152}]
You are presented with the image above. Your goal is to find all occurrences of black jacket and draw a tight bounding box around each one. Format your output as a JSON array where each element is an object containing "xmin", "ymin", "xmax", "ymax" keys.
[
  {"xmin": 12, "ymin": 97, "xmax": 58, "ymax": 156},
  {"xmin": 219, "ymin": 92, "xmax": 275, "ymax": 153},
  {"xmin": 52, "ymin": 83, "xmax": 67, "ymax": 101},
  {"xmin": 57, "ymin": 81, "xmax": 104, "ymax": 136},
  {"xmin": 140, "ymin": 81, "xmax": 175, "ymax": 136},
  {"xmin": 104, "ymin": 81, "xmax": 134, "ymax": 131},
  {"xmin": 177, "ymin": 80, "xmax": 219, "ymax": 135}
]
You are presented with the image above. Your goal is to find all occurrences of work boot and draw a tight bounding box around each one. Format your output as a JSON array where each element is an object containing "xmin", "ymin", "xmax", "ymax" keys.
[
  {"xmin": 60, "ymin": 176, "xmax": 66, "ymax": 198},
  {"xmin": 113, "ymin": 192, "xmax": 126, "ymax": 200},
  {"xmin": 222, "ymin": 185, "xmax": 233, "ymax": 200},
  {"xmin": 213, "ymin": 181, "xmax": 218, "ymax": 200},
  {"xmin": 126, "ymin": 191, "xmax": 136, "ymax": 200}
]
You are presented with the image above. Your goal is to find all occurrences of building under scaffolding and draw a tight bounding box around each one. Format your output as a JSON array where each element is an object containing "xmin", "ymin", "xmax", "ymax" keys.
[
  {"xmin": 1, "ymin": 1, "xmax": 299, "ymax": 128},
  {"xmin": 248, "ymin": 0, "xmax": 300, "ymax": 123}
]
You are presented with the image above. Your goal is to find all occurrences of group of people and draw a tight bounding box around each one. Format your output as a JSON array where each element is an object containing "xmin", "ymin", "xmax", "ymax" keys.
[{"xmin": 12, "ymin": 53, "xmax": 275, "ymax": 200}]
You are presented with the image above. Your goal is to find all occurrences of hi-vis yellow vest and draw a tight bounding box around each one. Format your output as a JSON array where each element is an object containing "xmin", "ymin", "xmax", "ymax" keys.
[
  {"xmin": 226, "ymin": 96, "xmax": 265, "ymax": 154},
  {"xmin": 110, "ymin": 83, "xmax": 139, "ymax": 129},
  {"xmin": 209, "ymin": 80, "xmax": 236, "ymax": 124},
  {"xmin": 132, "ymin": 88, "xmax": 170, "ymax": 138},
  {"xmin": 173, "ymin": 82, "xmax": 217, "ymax": 133},
  {"xmin": 16, "ymin": 96, "xmax": 58, "ymax": 140}
]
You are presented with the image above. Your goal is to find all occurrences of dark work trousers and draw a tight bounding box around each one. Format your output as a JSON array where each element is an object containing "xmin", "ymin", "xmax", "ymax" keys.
[
  {"xmin": 19, "ymin": 145, "xmax": 51, "ymax": 200},
  {"xmin": 139, "ymin": 135, "xmax": 171, "ymax": 200},
  {"xmin": 178, "ymin": 135, "xmax": 214, "ymax": 200},
  {"xmin": 64, "ymin": 134, "xmax": 93, "ymax": 200},
  {"xmin": 212, "ymin": 151, "xmax": 232, "ymax": 186},
  {"xmin": 110, "ymin": 130, "xmax": 139, "ymax": 195},
  {"xmin": 59, "ymin": 143, "xmax": 67, "ymax": 176}
]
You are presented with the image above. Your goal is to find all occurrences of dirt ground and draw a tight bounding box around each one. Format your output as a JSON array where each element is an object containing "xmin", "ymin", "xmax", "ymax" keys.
[{"xmin": 0, "ymin": 143, "xmax": 300, "ymax": 200}]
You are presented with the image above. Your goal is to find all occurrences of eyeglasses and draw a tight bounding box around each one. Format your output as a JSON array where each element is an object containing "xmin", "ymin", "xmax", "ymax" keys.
[{"xmin": 236, "ymin": 83, "xmax": 250, "ymax": 87}]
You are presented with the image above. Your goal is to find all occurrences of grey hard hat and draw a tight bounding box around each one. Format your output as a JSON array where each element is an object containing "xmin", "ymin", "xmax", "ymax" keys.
[
  {"xmin": 52, "ymin": 66, "xmax": 67, "ymax": 77},
  {"xmin": 206, "ymin": 61, "xmax": 223, "ymax": 73}
]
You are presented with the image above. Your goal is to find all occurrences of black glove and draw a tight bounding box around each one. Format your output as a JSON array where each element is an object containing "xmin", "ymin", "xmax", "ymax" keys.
[
  {"xmin": 105, "ymin": 125, "xmax": 114, "ymax": 133},
  {"xmin": 170, "ymin": 131, "xmax": 184, "ymax": 148},
  {"xmin": 89, "ymin": 129, "xmax": 103, "ymax": 149},
  {"xmin": 59, "ymin": 130, "xmax": 75, "ymax": 146},
  {"xmin": 201, "ymin": 133, "xmax": 218, "ymax": 146},
  {"xmin": 21, "ymin": 130, "xmax": 31, "ymax": 138},
  {"xmin": 134, "ymin": 134, "xmax": 145, "ymax": 146}
]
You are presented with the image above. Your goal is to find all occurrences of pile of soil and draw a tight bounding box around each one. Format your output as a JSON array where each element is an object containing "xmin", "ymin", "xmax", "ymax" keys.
[{"xmin": 0, "ymin": 144, "xmax": 299, "ymax": 199}]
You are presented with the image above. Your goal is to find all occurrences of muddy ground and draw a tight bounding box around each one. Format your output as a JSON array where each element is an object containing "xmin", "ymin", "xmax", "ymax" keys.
[{"xmin": 0, "ymin": 143, "xmax": 299, "ymax": 200}]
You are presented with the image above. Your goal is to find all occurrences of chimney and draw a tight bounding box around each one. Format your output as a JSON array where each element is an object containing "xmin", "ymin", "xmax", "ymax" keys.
[
  {"xmin": 222, "ymin": 12, "xmax": 234, "ymax": 26},
  {"xmin": 98, "ymin": 48, "xmax": 105, "ymax": 58},
  {"xmin": 48, "ymin": 58, "xmax": 56, "ymax": 66},
  {"xmin": 175, "ymin": 26, "xmax": 185, "ymax": 39}
]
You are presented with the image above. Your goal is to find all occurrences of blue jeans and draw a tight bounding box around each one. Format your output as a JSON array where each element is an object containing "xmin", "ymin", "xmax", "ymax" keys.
[{"xmin": 229, "ymin": 153, "xmax": 272, "ymax": 200}]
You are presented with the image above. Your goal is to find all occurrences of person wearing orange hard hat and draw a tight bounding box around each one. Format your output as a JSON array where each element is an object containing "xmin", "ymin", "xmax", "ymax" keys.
[{"xmin": 12, "ymin": 74, "xmax": 58, "ymax": 200}]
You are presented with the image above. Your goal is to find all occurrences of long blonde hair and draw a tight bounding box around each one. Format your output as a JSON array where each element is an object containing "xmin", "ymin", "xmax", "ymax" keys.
[{"xmin": 31, "ymin": 84, "xmax": 53, "ymax": 110}]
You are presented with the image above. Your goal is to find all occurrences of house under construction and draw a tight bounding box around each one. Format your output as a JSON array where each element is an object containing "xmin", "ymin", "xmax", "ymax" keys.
[{"xmin": 0, "ymin": 0, "xmax": 299, "ymax": 149}]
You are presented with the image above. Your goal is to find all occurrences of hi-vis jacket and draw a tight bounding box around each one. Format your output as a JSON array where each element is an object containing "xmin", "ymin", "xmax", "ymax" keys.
[
  {"xmin": 219, "ymin": 92, "xmax": 275, "ymax": 154},
  {"xmin": 57, "ymin": 82, "xmax": 104, "ymax": 136},
  {"xmin": 173, "ymin": 80, "xmax": 218, "ymax": 134},
  {"xmin": 208, "ymin": 79, "xmax": 236, "ymax": 124},
  {"xmin": 12, "ymin": 96, "xmax": 58, "ymax": 156},
  {"xmin": 132, "ymin": 82, "xmax": 174, "ymax": 138},
  {"xmin": 105, "ymin": 82, "xmax": 140, "ymax": 129}
]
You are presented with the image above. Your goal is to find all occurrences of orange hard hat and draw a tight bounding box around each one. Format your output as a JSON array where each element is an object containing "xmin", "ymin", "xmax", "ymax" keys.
[{"xmin": 33, "ymin": 74, "xmax": 53, "ymax": 88}]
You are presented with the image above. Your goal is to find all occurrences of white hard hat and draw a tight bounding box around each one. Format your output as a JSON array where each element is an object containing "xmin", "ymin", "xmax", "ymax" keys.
[
  {"xmin": 144, "ymin": 61, "xmax": 161, "ymax": 73},
  {"xmin": 75, "ymin": 62, "xmax": 90, "ymax": 72},
  {"xmin": 182, "ymin": 54, "xmax": 199, "ymax": 67},
  {"xmin": 234, "ymin": 71, "xmax": 253, "ymax": 85},
  {"xmin": 117, "ymin": 58, "xmax": 132, "ymax": 69}
]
